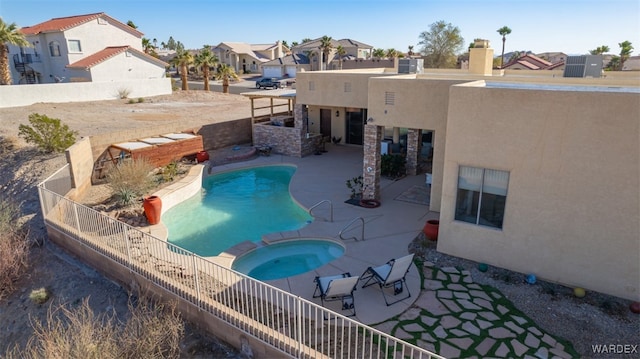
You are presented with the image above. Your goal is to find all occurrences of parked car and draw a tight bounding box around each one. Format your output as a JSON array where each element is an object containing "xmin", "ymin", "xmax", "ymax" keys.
[{"xmin": 256, "ymin": 77, "xmax": 281, "ymax": 89}]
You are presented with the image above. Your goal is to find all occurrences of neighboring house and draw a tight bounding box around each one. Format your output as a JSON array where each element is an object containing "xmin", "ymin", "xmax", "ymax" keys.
[
  {"xmin": 622, "ymin": 55, "xmax": 640, "ymax": 71},
  {"xmin": 501, "ymin": 53, "xmax": 561, "ymax": 70},
  {"xmin": 261, "ymin": 53, "xmax": 310, "ymax": 78},
  {"xmin": 291, "ymin": 38, "xmax": 373, "ymax": 71},
  {"xmin": 8, "ymin": 12, "xmax": 167, "ymax": 84},
  {"xmin": 535, "ymin": 51, "xmax": 567, "ymax": 64},
  {"xmin": 212, "ymin": 41, "xmax": 288, "ymax": 75},
  {"xmin": 264, "ymin": 40, "xmax": 639, "ymax": 301}
]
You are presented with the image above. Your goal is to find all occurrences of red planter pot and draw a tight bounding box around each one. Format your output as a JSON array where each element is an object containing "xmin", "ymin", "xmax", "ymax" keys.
[
  {"xmin": 143, "ymin": 196, "xmax": 162, "ymax": 225},
  {"xmin": 423, "ymin": 219, "xmax": 439, "ymax": 241},
  {"xmin": 196, "ymin": 151, "xmax": 209, "ymax": 163}
]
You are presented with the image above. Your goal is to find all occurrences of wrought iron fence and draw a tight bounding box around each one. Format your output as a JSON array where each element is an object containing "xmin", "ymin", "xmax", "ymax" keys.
[{"xmin": 37, "ymin": 169, "xmax": 443, "ymax": 359}]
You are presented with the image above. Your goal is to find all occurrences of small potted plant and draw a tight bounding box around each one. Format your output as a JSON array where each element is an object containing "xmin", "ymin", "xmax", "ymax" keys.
[{"xmin": 346, "ymin": 175, "xmax": 363, "ymax": 199}]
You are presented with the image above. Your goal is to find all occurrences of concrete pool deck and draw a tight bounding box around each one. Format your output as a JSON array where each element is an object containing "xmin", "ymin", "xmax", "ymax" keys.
[
  {"xmin": 208, "ymin": 143, "xmax": 437, "ymax": 325},
  {"xmin": 203, "ymin": 143, "xmax": 578, "ymax": 358}
]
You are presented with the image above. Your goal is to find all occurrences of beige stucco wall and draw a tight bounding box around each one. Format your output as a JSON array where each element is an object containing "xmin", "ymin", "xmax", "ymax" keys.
[
  {"xmin": 439, "ymin": 82, "xmax": 640, "ymax": 300},
  {"xmin": 367, "ymin": 77, "xmax": 471, "ymax": 211}
]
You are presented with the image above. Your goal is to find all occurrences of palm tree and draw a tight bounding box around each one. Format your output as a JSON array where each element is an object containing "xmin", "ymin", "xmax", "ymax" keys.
[
  {"xmin": 497, "ymin": 26, "xmax": 512, "ymax": 68},
  {"xmin": 126, "ymin": 20, "xmax": 137, "ymax": 29},
  {"xmin": 336, "ymin": 45, "xmax": 346, "ymax": 70},
  {"xmin": 215, "ymin": 64, "xmax": 239, "ymax": 94},
  {"xmin": 171, "ymin": 50, "xmax": 194, "ymax": 91},
  {"xmin": 0, "ymin": 18, "xmax": 30, "ymax": 85},
  {"xmin": 319, "ymin": 35, "xmax": 333, "ymax": 70},
  {"xmin": 372, "ymin": 48, "xmax": 385, "ymax": 60},
  {"xmin": 142, "ymin": 38, "xmax": 153, "ymax": 54},
  {"xmin": 589, "ymin": 45, "xmax": 610, "ymax": 55},
  {"xmin": 407, "ymin": 45, "xmax": 414, "ymax": 56},
  {"xmin": 304, "ymin": 50, "xmax": 317, "ymax": 71},
  {"xmin": 385, "ymin": 48, "xmax": 399, "ymax": 59},
  {"xmin": 618, "ymin": 41, "xmax": 634, "ymax": 70},
  {"xmin": 194, "ymin": 47, "xmax": 218, "ymax": 91}
]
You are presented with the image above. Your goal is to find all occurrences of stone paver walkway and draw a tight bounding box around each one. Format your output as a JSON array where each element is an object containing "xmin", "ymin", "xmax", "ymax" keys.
[{"xmin": 374, "ymin": 263, "xmax": 578, "ymax": 359}]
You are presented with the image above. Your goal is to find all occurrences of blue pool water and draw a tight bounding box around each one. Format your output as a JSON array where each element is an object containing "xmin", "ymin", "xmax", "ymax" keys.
[
  {"xmin": 164, "ymin": 165, "xmax": 313, "ymax": 257},
  {"xmin": 232, "ymin": 239, "xmax": 345, "ymax": 281}
]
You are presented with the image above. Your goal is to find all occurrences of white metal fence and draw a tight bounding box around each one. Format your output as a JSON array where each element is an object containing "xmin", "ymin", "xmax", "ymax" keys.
[{"xmin": 37, "ymin": 168, "xmax": 443, "ymax": 359}]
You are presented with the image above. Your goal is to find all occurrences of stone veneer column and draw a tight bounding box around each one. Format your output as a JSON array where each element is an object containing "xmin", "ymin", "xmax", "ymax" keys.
[
  {"xmin": 406, "ymin": 128, "xmax": 421, "ymax": 175},
  {"xmin": 293, "ymin": 103, "xmax": 307, "ymax": 136},
  {"xmin": 363, "ymin": 124, "xmax": 382, "ymax": 200}
]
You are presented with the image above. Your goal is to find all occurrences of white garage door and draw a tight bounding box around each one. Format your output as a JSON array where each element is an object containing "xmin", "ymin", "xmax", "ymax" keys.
[
  {"xmin": 262, "ymin": 66, "xmax": 281, "ymax": 78},
  {"xmin": 285, "ymin": 66, "xmax": 297, "ymax": 78}
]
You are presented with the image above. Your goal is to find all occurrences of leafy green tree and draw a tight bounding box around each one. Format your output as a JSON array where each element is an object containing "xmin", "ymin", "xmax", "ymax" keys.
[
  {"xmin": 418, "ymin": 20, "xmax": 464, "ymax": 68},
  {"xmin": 0, "ymin": 17, "xmax": 30, "ymax": 85},
  {"xmin": 618, "ymin": 41, "xmax": 633, "ymax": 70},
  {"xmin": 194, "ymin": 46, "xmax": 218, "ymax": 91},
  {"xmin": 291, "ymin": 41, "xmax": 299, "ymax": 47},
  {"xmin": 215, "ymin": 64, "xmax": 239, "ymax": 94},
  {"xmin": 18, "ymin": 113, "xmax": 78, "ymax": 153},
  {"xmin": 319, "ymin": 35, "xmax": 333, "ymax": 70},
  {"xmin": 171, "ymin": 50, "xmax": 194, "ymax": 91},
  {"xmin": 166, "ymin": 36, "xmax": 177, "ymax": 50},
  {"xmin": 497, "ymin": 26, "xmax": 512, "ymax": 68},
  {"xmin": 589, "ymin": 45, "xmax": 610, "ymax": 55}
]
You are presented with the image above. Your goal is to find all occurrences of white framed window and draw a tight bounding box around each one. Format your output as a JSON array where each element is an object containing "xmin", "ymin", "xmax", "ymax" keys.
[
  {"xmin": 455, "ymin": 166, "xmax": 509, "ymax": 229},
  {"xmin": 68, "ymin": 40, "xmax": 82, "ymax": 53},
  {"xmin": 49, "ymin": 41, "xmax": 61, "ymax": 57}
]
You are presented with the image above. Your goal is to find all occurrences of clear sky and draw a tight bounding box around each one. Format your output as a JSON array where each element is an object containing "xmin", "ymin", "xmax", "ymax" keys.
[{"xmin": 1, "ymin": 0, "xmax": 638, "ymax": 56}]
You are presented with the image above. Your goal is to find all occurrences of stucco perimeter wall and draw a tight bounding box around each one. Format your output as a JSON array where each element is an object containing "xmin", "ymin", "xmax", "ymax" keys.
[
  {"xmin": 44, "ymin": 226, "xmax": 288, "ymax": 359},
  {"xmin": 367, "ymin": 77, "xmax": 471, "ymax": 211},
  {"xmin": 0, "ymin": 78, "xmax": 172, "ymax": 108},
  {"xmin": 439, "ymin": 83, "xmax": 640, "ymax": 300}
]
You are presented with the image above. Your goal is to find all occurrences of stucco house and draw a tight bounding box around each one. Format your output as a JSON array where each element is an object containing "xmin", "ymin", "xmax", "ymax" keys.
[
  {"xmin": 211, "ymin": 41, "xmax": 288, "ymax": 75},
  {"xmin": 291, "ymin": 38, "xmax": 373, "ymax": 71},
  {"xmin": 258, "ymin": 40, "xmax": 639, "ymax": 301},
  {"xmin": 8, "ymin": 12, "xmax": 167, "ymax": 84},
  {"xmin": 501, "ymin": 53, "xmax": 563, "ymax": 70}
]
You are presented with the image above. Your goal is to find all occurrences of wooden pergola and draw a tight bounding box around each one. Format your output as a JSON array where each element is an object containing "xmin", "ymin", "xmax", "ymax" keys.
[{"xmin": 240, "ymin": 89, "xmax": 297, "ymax": 123}]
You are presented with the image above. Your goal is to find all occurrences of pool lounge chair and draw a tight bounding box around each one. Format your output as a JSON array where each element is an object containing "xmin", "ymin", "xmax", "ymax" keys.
[
  {"xmin": 313, "ymin": 273, "xmax": 359, "ymax": 317},
  {"xmin": 360, "ymin": 253, "xmax": 414, "ymax": 306}
]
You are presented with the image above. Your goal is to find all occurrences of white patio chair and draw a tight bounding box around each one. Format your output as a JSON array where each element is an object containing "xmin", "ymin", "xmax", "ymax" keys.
[
  {"xmin": 313, "ymin": 273, "xmax": 359, "ymax": 316},
  {"xmin": 360, "ymin": 253, "xmax": 415, "ymax": 306}
]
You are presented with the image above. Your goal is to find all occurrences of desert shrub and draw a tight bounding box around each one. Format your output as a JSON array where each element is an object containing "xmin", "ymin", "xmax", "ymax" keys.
[
  {"xmin": 127, "ymin": 98, "xmax": 136, "ymax": 104},
  {"xmin": 5, "ymin": 297, "xmax": 183, "ymax": 359},
  {"xmin": 137, "ymin": 97, "xmax": 144, "ymax": 103},
  {"xmin": 0, "ymin": 198, "xmax": 29, "ymax": 299},
  {"xmin": 29, "ymin": 287, "xmax": 51, "ymax": 304},
  {"xmin": 106, "ymin": 158, "xmax": 154, "ymax": 206},
  {"xmin": 18, "ymin": 113, "xmax": 78, "ymax": 153},
  {"xmin": 158, "ymin": 160, "xmax": 179, "ymax": 183},
  {"xmin": 381, "ymin": 153, "xmax": 406, "ymax": 178},
  {"xmin": 117, "ymin": 88, "xmax": 131, "ymax": 99},
  {"xmin": 0, "ymin": 135, "xmax": 18, "ymax": 155}
]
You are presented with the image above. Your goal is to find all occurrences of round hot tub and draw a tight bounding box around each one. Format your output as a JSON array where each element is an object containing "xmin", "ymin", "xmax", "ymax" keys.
[{"xmin": 231, "ymin": 238, "xmax": 345, "ymax": 281}]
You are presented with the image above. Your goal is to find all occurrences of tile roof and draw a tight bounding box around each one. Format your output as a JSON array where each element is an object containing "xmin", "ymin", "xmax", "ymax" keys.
[
  {"xmin": 262, "ymin": 53, "xmax": 310, "ymax": 66},
  {"xmin": 66, "ymin": 46, "xmax": 168, "ymax": 69},
  {"xmin": 20, "ymin": 12, "xmax": 143, "ymax": 38}
]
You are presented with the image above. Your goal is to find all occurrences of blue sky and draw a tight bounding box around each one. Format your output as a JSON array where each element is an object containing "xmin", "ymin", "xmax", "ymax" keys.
[{"xmin": 1, "ymin": 0, "xmax": 638, "ymax": 56}]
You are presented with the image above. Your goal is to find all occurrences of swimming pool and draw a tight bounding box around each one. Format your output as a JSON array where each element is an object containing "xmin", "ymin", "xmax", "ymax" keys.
[
  {"xmin": 163, "ymin": 165, "xmax": 313, "ymax": 257},
  {"xmin": 232, "ymin": 239, "xmax": 345, "ymax": 281}
]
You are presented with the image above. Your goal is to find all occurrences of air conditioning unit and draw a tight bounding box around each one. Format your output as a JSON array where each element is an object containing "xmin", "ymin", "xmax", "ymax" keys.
[
  {"xmin": 563, "ymin": 55, "xmax": 603, "ymax": 78},
  {"xmin": 398, "ymin": 59, "xmax": 424, "ymax": 74}
]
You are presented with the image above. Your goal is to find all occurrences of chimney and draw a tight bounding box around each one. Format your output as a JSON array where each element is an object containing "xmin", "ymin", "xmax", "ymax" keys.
[{"xmin": 469, "ymin": 39, "xmax": 494, "ymax": 76}]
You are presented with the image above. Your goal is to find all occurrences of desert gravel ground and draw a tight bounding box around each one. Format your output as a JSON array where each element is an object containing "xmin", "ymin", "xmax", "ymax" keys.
[{"xmin": 1, "ymin": 90, "xmax": 638, "ymax": 358}]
